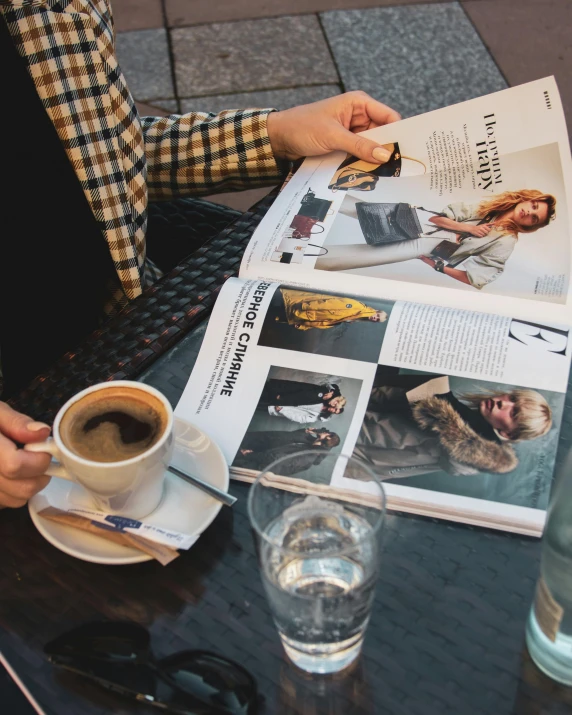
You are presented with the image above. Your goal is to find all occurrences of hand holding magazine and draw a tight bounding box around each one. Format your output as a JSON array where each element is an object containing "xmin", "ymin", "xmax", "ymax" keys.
[{"xmin": 176, "ymin": 78, "xmax": 572, "ymax": 536}]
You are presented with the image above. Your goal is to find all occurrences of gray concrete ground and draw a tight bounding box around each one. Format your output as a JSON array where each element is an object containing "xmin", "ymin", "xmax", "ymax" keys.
[{"xmin": 113, "ymin": 0, "xmax": 572, "ymax": 211}]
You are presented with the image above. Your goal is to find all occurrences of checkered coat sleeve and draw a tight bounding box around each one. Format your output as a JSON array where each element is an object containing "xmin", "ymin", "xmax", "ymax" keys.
[
  {"xmin": 1, "ymin": 0, "xmax": 284, "ymax": 304},
  {"xmin": 141, "ymin": 110, "xmax": 285, "ymax": 200}
]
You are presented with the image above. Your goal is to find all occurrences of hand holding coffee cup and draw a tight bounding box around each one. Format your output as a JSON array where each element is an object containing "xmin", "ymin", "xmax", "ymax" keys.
[
  {"xmin": 0, "ymin": 403, "xmax": 52, "ymax": 509},
  {"xmin": 25, "ymin": 382, "xmax": 174, "ymax": 519}
]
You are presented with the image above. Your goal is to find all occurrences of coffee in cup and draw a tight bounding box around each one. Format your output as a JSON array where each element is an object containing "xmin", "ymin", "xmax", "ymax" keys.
[
  {"xmin": 25, "ymin": 381, "xmax": 174, "ymax": 518},
  {"xmin": 59, "ymin": 385, "xmax": 169, "ymax": 463}
]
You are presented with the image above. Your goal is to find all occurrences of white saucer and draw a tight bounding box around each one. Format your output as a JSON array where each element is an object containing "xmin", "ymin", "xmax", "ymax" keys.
[{"xmin": 28, "ymin": 416, "xmax": 229, "ymax": 565}]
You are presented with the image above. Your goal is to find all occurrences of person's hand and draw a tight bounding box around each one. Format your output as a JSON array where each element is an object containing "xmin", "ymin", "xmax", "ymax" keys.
[
  {"xmin": 468, "ymin": 223, "xmax": 494, "ymax": 238},
  {"xmin": 266, "ymin": 91, "xmax": 401, "ymax": 163},
  {"xmin": 418, "ymin": 256, "xmax": 435, "ymax": 268},
  {"xmin": 275, "ymin": 406, "xmax": 282, "ymax": 412},
  {"xmin": 0, "ymin": 403, "xmax": 52, "ymax": 508}
]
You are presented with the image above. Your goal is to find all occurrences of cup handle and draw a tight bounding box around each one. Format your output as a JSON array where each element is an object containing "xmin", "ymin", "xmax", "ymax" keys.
[{"xmin": 24, "ymin": 440, "xmax": 74, "ymax": 482}]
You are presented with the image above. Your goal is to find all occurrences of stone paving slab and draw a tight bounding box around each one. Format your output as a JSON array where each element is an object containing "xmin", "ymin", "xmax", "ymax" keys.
[
  {"xmin": 171, "ymin": 15, "xmax": 338, "ymax": 98},
  {"xmin": 135, "ymin": 101, "xmax": 170, "ymax": 118},
  {"xmin": 464, "ymin": 0, "xmax": 572, "ymax": 134},
  {"xmin": 180, "ymin": 85, "xmax": 341, "ymax": 114},
  {"xmin": 146, "ymin": 99, "xmax": 179, "ymax": 113},
  {"xmin": 321, "ymin": 2, "xmax": 507, "ymax": 119},
  {"xmin": 111, "ymin": 0, "xmax": 163, "ymax": 32},
  {"xmin": 164, "ymin": 0, "xmax": 446, "ymax": 27},
  {"xmin": 115, "ymin": 29, "xmax": 175, "ymax": 103}
]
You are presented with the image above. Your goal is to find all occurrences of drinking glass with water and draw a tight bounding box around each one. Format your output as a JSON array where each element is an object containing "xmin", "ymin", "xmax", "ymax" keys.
[{"xmin": 247, "ymin": 452, "xmax": 385, "ymax": 674}]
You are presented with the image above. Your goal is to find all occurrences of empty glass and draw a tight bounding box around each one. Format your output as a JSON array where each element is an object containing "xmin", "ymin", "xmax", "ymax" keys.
[{"xmin": 247, "ymin": 452, "xmax": 385, "ymax": 674}]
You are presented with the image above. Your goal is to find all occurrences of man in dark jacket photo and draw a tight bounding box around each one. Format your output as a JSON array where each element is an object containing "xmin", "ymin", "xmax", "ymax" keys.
[{"xmin": 234, "ymin": 428, "xmax": 340, "ymax": 474}]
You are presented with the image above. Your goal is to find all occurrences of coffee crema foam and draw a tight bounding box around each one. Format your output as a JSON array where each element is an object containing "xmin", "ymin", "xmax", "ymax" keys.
[{"xmin": 59, "ymin": 387, "xmax": 169, "ymax": 463}]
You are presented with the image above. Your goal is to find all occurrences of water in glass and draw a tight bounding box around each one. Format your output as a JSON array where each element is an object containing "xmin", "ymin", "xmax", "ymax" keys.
[{"xmin": 260, "ymin": 496, "xmax": 378, "ymax": 674}]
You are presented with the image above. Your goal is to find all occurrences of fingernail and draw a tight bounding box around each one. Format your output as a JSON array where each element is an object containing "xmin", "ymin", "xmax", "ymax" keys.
[
  {"xmin": 372, "ymin": 146, "xmax": 391, "ymax": 162},
  {"xmin": 27, "ymin": 421, "xmax": 50, "ymax": 432}
]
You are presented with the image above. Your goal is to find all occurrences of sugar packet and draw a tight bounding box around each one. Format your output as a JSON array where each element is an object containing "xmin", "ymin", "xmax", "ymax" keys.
[
  {"xmin": 38, "ymin": 507, "xmax": 180, "ymax": 565},
  {"xmin": 63, "ymin": 506, "xmax": 199, "ymax": 550}
]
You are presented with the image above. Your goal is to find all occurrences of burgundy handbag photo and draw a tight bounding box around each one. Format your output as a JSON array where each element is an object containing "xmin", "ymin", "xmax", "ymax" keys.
[{"xmin": 289, "ymin": 214, "xmax": 325, "ymax": 239}]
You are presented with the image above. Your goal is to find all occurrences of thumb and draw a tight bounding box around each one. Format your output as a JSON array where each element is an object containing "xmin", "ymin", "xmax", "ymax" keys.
[
  {"xmin": 331, "ymin": 125, "xmax": 393, "ymax": 164},
  {"xmin": 0, "ymin": 402, "xmax": 51, "ymax": 444}
]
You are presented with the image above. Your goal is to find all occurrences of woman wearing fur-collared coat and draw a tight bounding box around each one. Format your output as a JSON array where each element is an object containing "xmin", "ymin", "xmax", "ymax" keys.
[{"xmin": 351, "ymin": 374, "xmax": 552, "ymax": 480}]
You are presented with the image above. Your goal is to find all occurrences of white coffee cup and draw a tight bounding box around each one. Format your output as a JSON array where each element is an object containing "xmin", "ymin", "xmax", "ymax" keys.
[{"xmin": 25, "ymin": 381, "xmax": 174, "ymax": 519}]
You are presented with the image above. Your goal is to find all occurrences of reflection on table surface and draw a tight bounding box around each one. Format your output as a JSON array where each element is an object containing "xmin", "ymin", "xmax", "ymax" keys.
[{"xmin": 1, "ymin": 319, "xmax": 571, "ymax": 714}]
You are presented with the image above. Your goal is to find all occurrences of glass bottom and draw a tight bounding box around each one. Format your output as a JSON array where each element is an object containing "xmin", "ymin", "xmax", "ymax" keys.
[
  {"xmin": 280, "ymin": 631, "xmax": 363, "ymax": 674},
  {"xmin": 525, "ymin": 608, "xmax": 572, "ymax": 686}
]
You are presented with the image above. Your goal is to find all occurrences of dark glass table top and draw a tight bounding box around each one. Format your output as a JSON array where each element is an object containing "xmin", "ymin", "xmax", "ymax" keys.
[{"xmin": 2, "ymin": 322, "xmax": 572, "ymax": 715}]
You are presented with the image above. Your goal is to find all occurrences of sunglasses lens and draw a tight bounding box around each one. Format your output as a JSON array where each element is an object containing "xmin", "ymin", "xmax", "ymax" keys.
[
  {"xmin": 159, "ymin": 651, "xmax": 256, "ymax": 714},
  {"xmin": 45, "ymin": 622, "xmax": 150, "ymax": 663}
]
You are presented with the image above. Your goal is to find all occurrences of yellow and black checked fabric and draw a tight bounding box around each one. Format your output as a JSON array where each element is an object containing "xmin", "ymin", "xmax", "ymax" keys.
[{"xmin": 1, "ymin": 0, "xmax": 283, "ymax": 305}]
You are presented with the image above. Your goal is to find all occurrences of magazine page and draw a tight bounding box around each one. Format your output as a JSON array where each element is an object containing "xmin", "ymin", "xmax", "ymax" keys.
[
  {"xmin": 239, "ymin": 77, "xmax": 572, "ymax": 326},
  {"xmin": 175, "ymin": 277, "xmax": 571, "ymax": 535}
]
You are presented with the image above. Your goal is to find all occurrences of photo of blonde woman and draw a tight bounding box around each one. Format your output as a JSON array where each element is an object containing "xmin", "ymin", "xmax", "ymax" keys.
[
  {"xmin": 344, "ymin": 366, "xmax": 563, "ymax": 512},
  {"xmin": 351, "ymin": 370, "xmax": 553, "ymax": 479},
  {"xmin": 317, "ymin": 189, "xmax": 556, "ymax": 290}
]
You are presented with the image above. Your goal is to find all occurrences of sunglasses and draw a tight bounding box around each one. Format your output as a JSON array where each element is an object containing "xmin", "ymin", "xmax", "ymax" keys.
[{"xmin": 44, "ymin": 622, "xmax": 258, "ymax": 715}]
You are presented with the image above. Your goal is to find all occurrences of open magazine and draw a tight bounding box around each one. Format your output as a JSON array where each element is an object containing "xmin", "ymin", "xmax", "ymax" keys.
[{"xmin": 176, "ymin": 78, "xmax": 572, "ymax": 536}]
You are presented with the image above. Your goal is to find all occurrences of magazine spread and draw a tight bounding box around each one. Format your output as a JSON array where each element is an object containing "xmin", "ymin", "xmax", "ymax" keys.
[
  {"xmin": 240, "ymin": 77, "xmax": 572, "ymax": 326},
  {"xmin": 175, "ymin": 78, "xmax": 572, "ymax": 536}
]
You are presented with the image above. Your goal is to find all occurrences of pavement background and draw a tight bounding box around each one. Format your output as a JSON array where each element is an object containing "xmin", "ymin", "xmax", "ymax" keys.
[{"xmin": 113, "ymin": 0, "xmax": 572, "ymax": 211}]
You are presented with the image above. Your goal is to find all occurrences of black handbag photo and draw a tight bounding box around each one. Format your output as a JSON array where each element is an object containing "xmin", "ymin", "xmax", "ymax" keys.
[
  {"xmin": 429, "ymin": 239, "xmax": 460, "ymax": 260},
  {"xmin": 356, "ymin": 203, "xmax": 447, "ymax": 245},
  {"xmin": 299, "ymin": 189, "xmax": 333, "ymax": 221},
  {"xmin": 354, "ymin": 202, "xmax": 488, "ymax": 248},
  {"xmin": 273, "ymin": 243, "xmax": 327, "ymax": 263},
  {"xmin": 428, "ymin": 214, "xmax": 495, "ymax": 259}
]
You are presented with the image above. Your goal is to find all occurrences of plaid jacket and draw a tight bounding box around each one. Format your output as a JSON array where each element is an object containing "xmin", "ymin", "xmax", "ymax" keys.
[{"xmin": 1, "ymin": 0, "xmax": 283, "ymax": 308}]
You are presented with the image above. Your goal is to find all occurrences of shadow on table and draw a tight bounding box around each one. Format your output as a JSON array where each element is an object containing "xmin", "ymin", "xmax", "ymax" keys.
[
  {"xmin": 1, "ymin": 504, "xmax": 238, "ymax": 714},
  {"xmin": 0, "ymin": 503, "xmax": 235, "ymax": 635},
  {"xmin": 276, "ymin": 656, "xmax": 373, "ymax": 715},
  {"xmin": 511, "ymin": 649, "xmax": 572, "ymax": 715}
]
